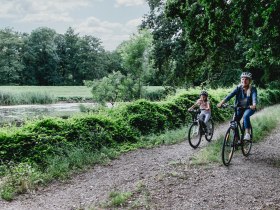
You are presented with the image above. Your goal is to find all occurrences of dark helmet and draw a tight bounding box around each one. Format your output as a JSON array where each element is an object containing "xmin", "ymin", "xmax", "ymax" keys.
[
  {"xmin": 240, "ymin": 72, "xmax": 252, "ymax": 79},
  {"xmin": 200, "ymin": 90, "xmax": 208, "ymax": 96}
]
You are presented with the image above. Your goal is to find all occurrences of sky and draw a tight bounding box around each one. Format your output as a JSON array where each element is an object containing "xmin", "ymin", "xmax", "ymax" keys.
[{"xmin": 0, "ymin": 0, "xmax": 150, "ymax": 51}]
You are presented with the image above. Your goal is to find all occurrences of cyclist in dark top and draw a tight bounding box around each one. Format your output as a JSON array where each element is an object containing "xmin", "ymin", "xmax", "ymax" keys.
[{"xmin": 217, "ymin": 72, "xmax": 258, "ymax": 140}]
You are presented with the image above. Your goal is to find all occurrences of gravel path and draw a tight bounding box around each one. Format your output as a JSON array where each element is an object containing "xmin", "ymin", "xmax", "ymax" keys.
[{"xmin": 1, "ymin": 108, "xmax": 280, "ymax": 210}]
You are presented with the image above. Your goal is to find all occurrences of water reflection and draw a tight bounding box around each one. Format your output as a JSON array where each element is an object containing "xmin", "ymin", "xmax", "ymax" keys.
[{"xmin": 0, "ymin": 103, "xmax": 97, "ymax": 125}]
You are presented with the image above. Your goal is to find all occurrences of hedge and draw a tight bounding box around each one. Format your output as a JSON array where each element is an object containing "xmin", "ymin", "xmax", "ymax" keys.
[{"xmin": 0, "ymin": 88, "xmax": 280, "ymax": 164}]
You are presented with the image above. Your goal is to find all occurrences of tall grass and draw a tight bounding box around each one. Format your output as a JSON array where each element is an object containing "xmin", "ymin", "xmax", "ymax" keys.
[
  {"xmin": 0, "ymin": 146, "xmax": 121, "ymax": 200},
  {"xmin": 0, "ymin": 86, "xmax": 92, "ymax": 98},
  {"xmin": 0, "ymin": 87, "xmax": 279, "ymax": 200},
  {"xmin": 0, "ymin": 91, "xmax": 55, "ymax": 105}
]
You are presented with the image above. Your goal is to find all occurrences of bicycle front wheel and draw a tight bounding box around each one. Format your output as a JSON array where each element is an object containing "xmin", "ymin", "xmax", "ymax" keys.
[
  {"xmin": 222, "ymin": 127, "xmax": 235, "ymax": 166},
  {"xmin": 188, "ymin": 123, "xmax": 202, "ymax": 149},
  {"xmin": 205, "ymin": 119, "xmax": 214, "ymax": 142},
  {"xmin": 242, "ymin": 127, "xmax": 253, "ymax": 157}
]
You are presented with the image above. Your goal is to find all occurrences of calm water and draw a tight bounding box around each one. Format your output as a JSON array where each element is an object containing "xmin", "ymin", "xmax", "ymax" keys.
[{"xmin": 0, "ymin": 103, "xmax": 98, "ymax": 125}]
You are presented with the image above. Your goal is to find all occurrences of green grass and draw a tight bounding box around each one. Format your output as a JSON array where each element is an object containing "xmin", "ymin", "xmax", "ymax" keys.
[
  {"xmin": 0, "ymin": 91, "xmax": 55, "ymax": 105},
  {"xmin": 191, "ymin": 104, "xmax": 280, "ymax": 165},
  {"xmin": 0, "ymin": 86, "xmax": 92, "ymax": 98},
  {"xmin": 0, "ymin": 86, "xmax": 93, "ymax": 105},
  {"xmin": 107, "ymin": 191, "xmax": 133, "ymax": 207},
  {"xmin": 2, "ymin": 103, "xmax": 279, "ymax": 200},
  {"xmin": 0, "ymin": 88, "xmax": 279, "ymax": 200},
  {"xmin": 97, "ymin": 181, "xmax": 151, "ymax": 209},
  {"xmin": 0, "ymin": 125, "xmax": 188, "ymax": 201},
  {"xmin": 0, "ymin": 146, "xmax": 121, "ymax": 200}
]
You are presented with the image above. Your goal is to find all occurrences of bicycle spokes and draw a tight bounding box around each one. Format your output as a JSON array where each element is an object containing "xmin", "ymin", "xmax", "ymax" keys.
[
  {"xmin": 222, "ymin": 128, "xmax": 235, "ymax": 166},
  {"xmin": 241, "ymin": 139, "xmax": 252, "ymax": 157},
  {"xmin": 188, "ymin": 124, "xmax": 202, "ymax": 149}
]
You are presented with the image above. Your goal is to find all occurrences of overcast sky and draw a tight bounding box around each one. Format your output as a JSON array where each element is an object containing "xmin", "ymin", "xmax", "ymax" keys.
[{"xmin": 0, "ymin": 0, "xmax": 150, "ymax": 51}]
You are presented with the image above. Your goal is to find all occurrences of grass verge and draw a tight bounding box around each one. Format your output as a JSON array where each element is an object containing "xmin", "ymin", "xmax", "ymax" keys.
[
  {"xmin": 1, "ymin": 105, "xmax": 280, "ymax": 200},
  {"xmin": 0, "ymin": 127, "xmax": 187, "ymax": 201}
]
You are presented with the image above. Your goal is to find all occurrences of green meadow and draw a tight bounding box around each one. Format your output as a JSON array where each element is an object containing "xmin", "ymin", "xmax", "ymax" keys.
[{"xmin": 0, "ymin": 86, "xmax": 92, "ymax": 98}]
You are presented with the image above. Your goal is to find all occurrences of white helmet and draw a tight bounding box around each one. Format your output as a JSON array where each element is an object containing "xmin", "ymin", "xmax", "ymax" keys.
[{"xmin": 240, "ymin": 72, "xmax": 252, "ymax": 79}]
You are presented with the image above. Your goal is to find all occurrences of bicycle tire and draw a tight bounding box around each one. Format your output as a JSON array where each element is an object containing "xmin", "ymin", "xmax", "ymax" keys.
[
  {"xmin": 241, "ymin": 127, "xmax": 253, "ymax": 157},
  {"xmin": 188, "ymin": 123, "xmax": 202, "ymax": 149},
  {"xmin": 205, "ymin": 119, "xmax": 214, "ymax": 142},
  {"xmin": 222, "ymin": 127, "xmax": 235, "ymax": 166}
]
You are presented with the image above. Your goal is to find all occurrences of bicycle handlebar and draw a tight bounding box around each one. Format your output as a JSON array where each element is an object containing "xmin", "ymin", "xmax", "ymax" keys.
[
  {"xmin": 188, "ymin": 109, "xmax": 200, "ymax": 113},
  {"xmin": 220, "ymin": 103, "xmax": 250, "ymax": 110}
]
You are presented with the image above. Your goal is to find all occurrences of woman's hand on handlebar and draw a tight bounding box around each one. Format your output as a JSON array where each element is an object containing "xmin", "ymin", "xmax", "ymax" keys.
[
  {"xmin": 250, "ymin": 105, "xmax": 256, "ymax": 110},
  {"xmin": 217, "ymin": 102, "xmax": 224, "ymax": 108}
]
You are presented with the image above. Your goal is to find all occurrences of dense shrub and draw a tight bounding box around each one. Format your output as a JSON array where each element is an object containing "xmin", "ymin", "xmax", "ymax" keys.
[
  {"xmin": 123, "ymin": 100, "xmax": 169, "ymax": 135},
  {"xmin": 0, "ymin": 88, "xmax": 279, "ymax": 164},
  {"xmin": 143, "ymin": 89, "xmax": 167, "ymax": 101}
]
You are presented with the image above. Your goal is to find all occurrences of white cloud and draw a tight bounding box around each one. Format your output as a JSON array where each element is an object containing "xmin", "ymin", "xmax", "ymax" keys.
[
  {"xmin": 115, "ymin": 0, "xmax": 145, "ymax": 7},
  {"xmin": 76, "ymin": 17, "xmax": 122, "ymax": 34},
  {"xmin": 75, "ymin": 16, "xmax": 143, "ymax": 51},
  {"xmin": 0, "ymin": 0, "xmax": 147, "ymax": 51},
  {"xmin": 0, "ymin": 1, "xmax": 23, "ymax": 18},
  {"xmin": 0, "ymin": 0, "xmax": 92, "ymax": 22},
  {"xmin": 19, "ymin": 13, "xmax": 73, "ymax": 23}
]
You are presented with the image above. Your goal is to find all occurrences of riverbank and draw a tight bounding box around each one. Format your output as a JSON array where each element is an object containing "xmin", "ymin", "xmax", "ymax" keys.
[{"xmin": 1, "ymin": 105, "xmax": 280, "ymax": 209}]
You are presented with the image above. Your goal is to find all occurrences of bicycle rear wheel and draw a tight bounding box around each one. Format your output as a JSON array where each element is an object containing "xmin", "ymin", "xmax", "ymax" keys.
[
  {"xmin": 241, "ymin": 127, "xmax": 253, "ymax": 157},
  {"xmin": 222, "ymin": 127, "xmax": 235, "ymax": 166},
  {"xmin": 205, "ymin": 119, "xmax": 214, "ymax": 142},
  {"xmin": 188, "ymin": 123, "xmax": 202, "ymax": 149}
]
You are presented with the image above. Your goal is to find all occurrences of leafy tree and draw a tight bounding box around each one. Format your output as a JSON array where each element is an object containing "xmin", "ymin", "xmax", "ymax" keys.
[
  {"xmin": 86, "ymin": 71, "xmax": 138, "ymax": 105},
  {"xmin": 142, "ymin": 0, "xmax": 191, "ymax": 86},
  {"xmin": 0, "ymin": 28, "xmax": 24, "ymax": 85},
  {"xmin": 22, "ymin": 27, "xmax": 60, "ymax": 85},
  {"xmin": 75, "ymin": 35, "xmax": 107, "ymax": 84},
  {"xmin": 118, "ymin": 29, "xmax": 155, "ymax": 98},
  {"xmin": 163, "ymin": 0, "xmax": 280, "ymax": 87}
]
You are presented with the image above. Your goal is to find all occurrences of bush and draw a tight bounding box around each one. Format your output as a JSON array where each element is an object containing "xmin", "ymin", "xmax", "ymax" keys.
[
  {"xmin": 124, "ymin": 100, "xmax": 169, "ymax": 135},
  {"xmin": 1, "ymin": 87, "xmax": 280, "ymax": 165}
]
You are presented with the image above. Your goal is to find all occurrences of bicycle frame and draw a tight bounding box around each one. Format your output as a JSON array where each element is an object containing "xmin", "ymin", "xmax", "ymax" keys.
[
  {"xmin": 230, "ymin": 107, "xmax": 245, "ymax": 142},
  {"xmin": 188, "ymin": 109, "xmax": 214, "ymax": 148},
  {"xmin": 221, "ymin": 104, "xmax": 253, "ymax": 166},
  {"xmin": 190, "ymin": 109, "xmax": 207, "ymax": 133}
]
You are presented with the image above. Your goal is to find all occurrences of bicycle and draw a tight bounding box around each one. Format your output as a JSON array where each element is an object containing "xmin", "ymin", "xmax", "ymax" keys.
[
  {"xmin": 220, "ymin": 104, "xmax": 253, "ymax": 166},
  {"xmin": 188, "ymin": 109, "xmax": 214, "ymax": 148}
]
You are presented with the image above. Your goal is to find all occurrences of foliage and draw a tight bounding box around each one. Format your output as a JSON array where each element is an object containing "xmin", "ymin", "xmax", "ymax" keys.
[
  {"xmin": 0, "ymin": 86, "xmax": 93, "ymax": 105},
  {"xmin": 86, "ymin": 71, "xmax": 139, "ymax": 105},
  {"xmin": 0, "ymin": 91, "xmax": 55, "ymax": 105},
  {"xmin": 142, "ymin": 86, "xmax": 176, "ymax": 101},
  {"xmin": 118, "ymin": 29, "xmax": 155, "ymax": 97},
  {"xmin": 142, "ymin": 0, "xmax": 280, "ymax": 87},
  {"xmin": 0, "ymin": 28, "xmax": 24, "ymax": 85},
  {"xmin": 0, "ymin": 162, "xmax": 43, "ymax": 200},
  {"xmin": 0, "ymin": 87, "xmax": 280, "ymax": 200},
  {"xmin": 0, "ymin": 27, "xmax": 117, "ymax": 86},
  {"xmin": 108, "ymin": 191, "xmax": 133, "ymax": 207}
]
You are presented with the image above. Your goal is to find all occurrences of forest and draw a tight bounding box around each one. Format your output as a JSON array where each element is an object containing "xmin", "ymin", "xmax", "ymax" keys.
[{"xmin": 0, "ymin": 0, "xmax": 279, "ymax": 89}]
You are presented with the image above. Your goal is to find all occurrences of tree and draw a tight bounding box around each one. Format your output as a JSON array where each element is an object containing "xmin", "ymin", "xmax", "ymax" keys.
[
  {"xmin": 75, "ymin": 35, "xmax": 107, "ymax": 84},
  {"xmin": 0, "ymin": 28, "xmax": 24, "ymax": 85},
  {"xmin": 118, "ymin": 29, "xmax": 155, "ymax": 98},
  {"xmin": 163, "ymin": 0, "xmax": 280, "ymax": 87},
  {"xmin": 142, "ymin": 0, "xmax": 190, "ymax": 86},
  {"xmin": 86, "ymin": 71, "xmax": 138, "ymax": 105},
  {"xmin": 22, "ymin": 27, "xmax": 60, "ymax": 85}
]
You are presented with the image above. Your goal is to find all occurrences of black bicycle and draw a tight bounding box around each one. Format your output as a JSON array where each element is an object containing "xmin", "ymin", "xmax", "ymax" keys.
[
  {"xmin": 220, "ymin": 104, "xmax": 253, "ymax": 166},
  {"xmin": 188, "ymin": 109, "xmax": 214, "ymax": 148}
]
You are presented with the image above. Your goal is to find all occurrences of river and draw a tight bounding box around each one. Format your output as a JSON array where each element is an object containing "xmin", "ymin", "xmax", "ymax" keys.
[{"xmin": 0, "ymin": 103, "xmax": 98, "ymax": 125}]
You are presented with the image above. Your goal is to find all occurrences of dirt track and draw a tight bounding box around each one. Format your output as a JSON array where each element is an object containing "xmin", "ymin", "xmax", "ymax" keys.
[{"xmin": 1, "ymin": 108, "xmax": 280, "ymax": 210}]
